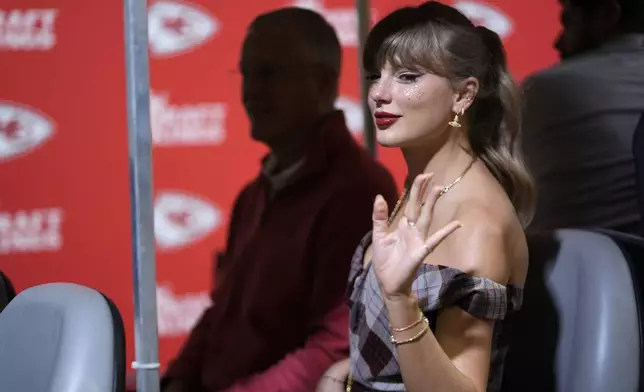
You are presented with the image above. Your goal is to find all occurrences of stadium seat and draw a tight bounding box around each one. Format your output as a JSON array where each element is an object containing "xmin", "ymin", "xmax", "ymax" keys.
[
  {"xmin": 501, "ymin": 229, "xmax": 642, "ymax": 392},
  {"xmin": 0, "ymin": 282, "xmax": 125, "ymax": 392}
]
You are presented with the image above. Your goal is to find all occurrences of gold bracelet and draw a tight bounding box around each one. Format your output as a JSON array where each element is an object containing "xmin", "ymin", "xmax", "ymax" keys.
[
  {"xmin": 323, "ymin": 375, "xmax": 346, "ymax": 384},
  {"xmin": 390, "ymin": 317, "xmax": 429, "ymax": 345},
  {"xmin": 389, "ymin": 308, "xmax": 424, "ymax": 332}
]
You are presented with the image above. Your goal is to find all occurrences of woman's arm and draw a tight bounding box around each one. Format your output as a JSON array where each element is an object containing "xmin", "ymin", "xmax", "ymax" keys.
[
  {"xmin": 385, "ymin": 220, "xmax": 510, "ymax": 392},
  {"xmin": 323, "ymin": 357, "xmax": 350, "ymax": 380},
  {"xmin": 385, "ymin": 296, "xmax": 493, "ymax": 392},
  {"xmin": 316, "ymin": 358, "xmax": 350, "ymax": 392}
]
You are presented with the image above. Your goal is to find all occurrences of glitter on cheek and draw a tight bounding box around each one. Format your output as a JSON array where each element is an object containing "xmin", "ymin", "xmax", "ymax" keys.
[
  {"xmin": 403, "ymin": 84, "xmax": 417, "ymax": 100},
  {"xmin": 403, "ymin": 83, "xmax": 425, "ymax": 101}
]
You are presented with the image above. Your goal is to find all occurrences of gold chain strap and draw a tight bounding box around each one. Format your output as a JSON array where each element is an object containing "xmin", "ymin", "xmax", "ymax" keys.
[
  {"xmin": 387, "ymin": 186, "xmax": 409, "ymax": 225},
  {"xmin": 439, "ymin": 157, "xmax": 477, "ymax": 196}
]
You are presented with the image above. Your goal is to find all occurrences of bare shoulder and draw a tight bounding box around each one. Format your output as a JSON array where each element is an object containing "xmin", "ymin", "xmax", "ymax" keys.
[{"xmin": 430, "ymin": 197, "xmax": 528, "ymax": 286}]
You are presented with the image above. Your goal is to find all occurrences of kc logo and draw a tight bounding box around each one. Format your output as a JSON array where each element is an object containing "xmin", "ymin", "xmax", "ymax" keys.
[
  {"xmin": 148, "ymin": 0, "xmax": 219, "ymax": 57},
  {"xmin": 0, "ymin": 101, "xmax": 55, "ymax": 162},
  {"xmin": 154, "ymin": 191, "xmax": 222, "ymax": 251}
]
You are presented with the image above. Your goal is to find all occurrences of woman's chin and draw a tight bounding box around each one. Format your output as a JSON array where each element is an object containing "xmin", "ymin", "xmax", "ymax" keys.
[{"xmin": 376, "ymin": 130, "xmax": 405, "ymax": 148}]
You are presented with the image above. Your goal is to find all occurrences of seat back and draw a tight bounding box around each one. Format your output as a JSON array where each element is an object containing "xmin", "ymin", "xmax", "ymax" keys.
[
  {"xmin": 0, "ymin": 283, "xmax": 126, "ymax": 392},
  {"xmin": 633, "ymin": 111, "xmax": 644, "ymax": 236},
  {"xmin": 501, "ymin": 229, "xmax": 641, "ymax": 392},
  {"xmin": 0, "ymin": 271, "xmax": 16, "ymax": 313}
]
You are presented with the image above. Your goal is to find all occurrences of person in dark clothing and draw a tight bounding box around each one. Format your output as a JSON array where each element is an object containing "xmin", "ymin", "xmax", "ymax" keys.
[
  {"xmin": 522, "ymin": 0, "xmax": 644, "ymax": 233},
  {"xmin": 162, "ymin": 8, "xmax": 398, "ymax": 392}
]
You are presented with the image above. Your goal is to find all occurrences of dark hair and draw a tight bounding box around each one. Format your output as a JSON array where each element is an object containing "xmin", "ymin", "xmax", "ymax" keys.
[
  {"xmin": 250, "ymin": 8, "xmax": 342, "ymax": 103},
  {"xmin": 364, "ymin": 1, "xmax": 535, "ymax": 224},
  {"xmin": 566, "ymin": 0, "xmax": 644, "ymax": 33}
]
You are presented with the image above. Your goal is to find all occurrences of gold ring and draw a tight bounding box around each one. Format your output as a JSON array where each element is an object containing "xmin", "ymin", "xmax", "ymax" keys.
[{"xmin": 408, "ymin": 219, "xmax": 416, "ymax": 227}]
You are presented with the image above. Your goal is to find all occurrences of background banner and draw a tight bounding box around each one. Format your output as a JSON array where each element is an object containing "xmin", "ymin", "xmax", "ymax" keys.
[{"xmin": 0, "ymin": 0, "xmax": 560, "ymax": 373}]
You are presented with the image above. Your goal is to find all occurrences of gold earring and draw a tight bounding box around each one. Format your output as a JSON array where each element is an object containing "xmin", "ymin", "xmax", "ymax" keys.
[{"xmin": 449, "ymin": 108, "xmax": 465, "ymax": 128}]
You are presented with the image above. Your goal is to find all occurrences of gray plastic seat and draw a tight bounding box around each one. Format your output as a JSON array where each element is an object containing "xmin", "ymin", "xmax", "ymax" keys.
[
  {"xmin": 0, "ymin": 282, "xmax": 125, "ymax": 392},
  {"xmin": 501, "ymin": 229, "xmax": 642, "ymax": 392}
]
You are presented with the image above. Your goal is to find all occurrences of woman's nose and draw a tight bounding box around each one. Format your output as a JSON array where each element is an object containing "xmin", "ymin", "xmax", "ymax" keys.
[{"xmin": 369, "ymin": 80, "xmax": 392, "ymax": 106}]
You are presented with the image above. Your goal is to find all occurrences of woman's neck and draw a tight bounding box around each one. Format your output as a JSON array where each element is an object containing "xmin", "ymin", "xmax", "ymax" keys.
[{"xmin": 402, "ymin": 131, "xmax": 473, "ymax": 188}]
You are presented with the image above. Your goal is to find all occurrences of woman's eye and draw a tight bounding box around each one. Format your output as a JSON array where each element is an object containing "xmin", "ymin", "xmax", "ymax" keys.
[{"xmin": 399, "ymin": 73, "xmax": 419, "ymax": 82}]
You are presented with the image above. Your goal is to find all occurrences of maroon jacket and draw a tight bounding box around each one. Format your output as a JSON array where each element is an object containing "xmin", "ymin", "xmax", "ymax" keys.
[{"xmin": 164, "ymin": 111, "xmax": 398, "ymax": 391}]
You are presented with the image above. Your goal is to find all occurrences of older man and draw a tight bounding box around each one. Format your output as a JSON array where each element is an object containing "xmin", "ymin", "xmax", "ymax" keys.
[{"xmin": 162, "ymin": 8, "xmax": 398, "ymax": 392}]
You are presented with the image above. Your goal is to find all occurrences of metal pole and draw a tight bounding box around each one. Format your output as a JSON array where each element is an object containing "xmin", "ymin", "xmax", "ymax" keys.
[
  {"xmin": 355, "ymin": 0, "xmax": 375, "ymax": 157},
  {"xmin": 124, "ymin": 0, "xmax": 161, "ymax": 391}
]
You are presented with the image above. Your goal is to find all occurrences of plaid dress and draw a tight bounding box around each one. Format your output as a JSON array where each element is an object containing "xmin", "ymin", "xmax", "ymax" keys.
[{"xmin": 347, "ymin": 233, "xmax": 523, "ymax": 392}]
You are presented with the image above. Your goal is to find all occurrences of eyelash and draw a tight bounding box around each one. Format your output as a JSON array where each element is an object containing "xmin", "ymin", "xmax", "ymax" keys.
[
  {"xmin": 365, "ymin": 73, "xmax": 420, "ymax": 83},
  {"xmin": 398, "ymin": 73, "xmax": 419, "ymax": 82}
]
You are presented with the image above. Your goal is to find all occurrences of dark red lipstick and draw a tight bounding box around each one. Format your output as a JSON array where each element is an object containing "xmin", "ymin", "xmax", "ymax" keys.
[{"xmin": 374, "ymin": 111, "xmax": 401, "ymax": 129}]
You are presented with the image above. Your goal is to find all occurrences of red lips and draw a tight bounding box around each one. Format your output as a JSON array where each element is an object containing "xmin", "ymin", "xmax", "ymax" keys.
[{"xmin": 374, "ymin": 111, "xmax": 401, "ymax": 129}]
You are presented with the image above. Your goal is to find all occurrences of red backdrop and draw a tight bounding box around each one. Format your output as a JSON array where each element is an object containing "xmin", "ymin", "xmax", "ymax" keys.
[{"xmin": 0, "ymin": 0, "xmax": 560, "ymax": 375}]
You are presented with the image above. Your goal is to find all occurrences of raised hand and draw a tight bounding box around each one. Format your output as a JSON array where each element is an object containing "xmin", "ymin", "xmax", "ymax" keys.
[{"xmin": 371, "ymin": 173, "xmax": 462, "ymax": 300}]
